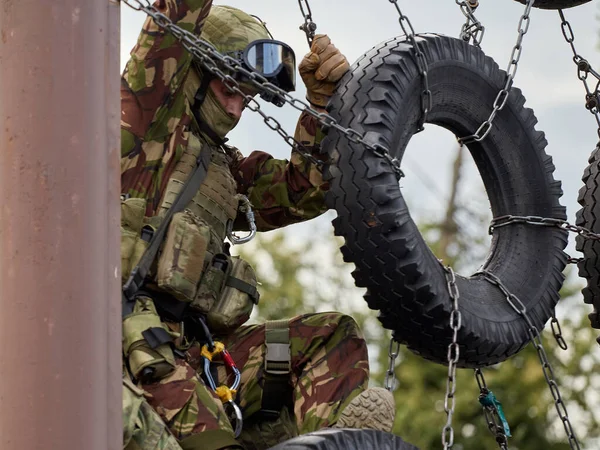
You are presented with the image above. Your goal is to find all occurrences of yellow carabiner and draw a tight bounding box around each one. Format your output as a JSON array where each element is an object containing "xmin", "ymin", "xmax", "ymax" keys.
[
  {"xmin": 201, "ymin": 341, "xmax": 225, "ymax": 361},
  {"xmin": 215, "ymin": 385, "xmax": 237, "ymax": 403}
]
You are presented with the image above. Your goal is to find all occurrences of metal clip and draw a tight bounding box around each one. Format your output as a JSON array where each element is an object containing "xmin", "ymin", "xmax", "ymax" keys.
[{"xmin": 227, "ymin": 195, "xmax": 257, "ymax": 245}]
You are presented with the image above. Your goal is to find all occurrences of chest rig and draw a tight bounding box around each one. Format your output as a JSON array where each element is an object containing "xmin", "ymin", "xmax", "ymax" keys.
[
  {"xmin": 122, "ymin": 131, "xmax": 260, "ymax": 383},
  {"xmin": 158, "ymin": 133, "xmax": 239, "ymax": 260}
]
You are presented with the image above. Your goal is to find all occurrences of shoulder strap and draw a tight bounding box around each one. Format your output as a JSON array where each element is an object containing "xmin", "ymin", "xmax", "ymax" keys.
[{"xmin": 122, "ymin": 146, "xmax": 212, "ymax": 316}]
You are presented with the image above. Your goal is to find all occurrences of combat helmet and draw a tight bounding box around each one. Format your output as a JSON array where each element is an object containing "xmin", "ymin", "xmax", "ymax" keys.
[{"xmin": 194, "ymin": 6, "xmax": 296, "ymax": 109}]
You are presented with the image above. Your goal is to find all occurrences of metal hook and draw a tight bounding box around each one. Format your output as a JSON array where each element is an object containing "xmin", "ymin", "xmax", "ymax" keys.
[{"xmin": 227, "ymin": 195, "xmax": 257, "ymax": 245}]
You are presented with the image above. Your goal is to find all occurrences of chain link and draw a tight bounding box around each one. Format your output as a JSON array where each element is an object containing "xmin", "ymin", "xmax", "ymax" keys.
[
  {"xmin": 458, "ymin": 0, "xmax": 535, "ymax": 144},
  {"xmin": 474, "ymin": 369, "xmax": 509, "ymax": 450},
  {"xmin": 384, "ymin": 338, "xmax": 401, "ymax": 391},
  {"xmin": 441, "ymin": 265, "xmax": 462, "ymax": 450},
  {"xmin": 121, "ymin": 0, "xmax": 405, "ymax": 179},
  {"xmin": 297, "ymin": 0, "xmax": 317, "ymax": 47},
  {"xmin": 489, "ymin": 214, "xmax": 600, "ymax": 241},
  {"xmin": 558, "ymin": 9, "xmax": 600, "ymax": 140},
  {"xmin": 474, "ymin": 271, "xmax": 581, "ymax": 449},
  {"xmin": 387, "ymin": 0, "xmax": 432, "ymax": 132},
  {"xmin": 455, "ymin": 0, "xmax": 485, "ymax": 48},
  {"xmin": 550, "ymin": 315, "xmax": 568, "ymax": 350}
]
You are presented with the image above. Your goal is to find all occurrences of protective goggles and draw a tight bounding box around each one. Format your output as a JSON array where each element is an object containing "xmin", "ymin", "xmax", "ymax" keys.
[{"xmin": 230, "ymin": 40, "xmax": 296, "ymax": 106}]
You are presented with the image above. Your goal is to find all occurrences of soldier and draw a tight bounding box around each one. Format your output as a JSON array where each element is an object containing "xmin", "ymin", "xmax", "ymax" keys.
[{"xmin": 121, "ymin": 1, "xmax": 395, "ymax": 449}]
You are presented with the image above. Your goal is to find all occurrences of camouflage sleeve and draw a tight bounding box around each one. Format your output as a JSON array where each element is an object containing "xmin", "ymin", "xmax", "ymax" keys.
[
  {"xmin": 232, "ymin": 111, "xmax": 329, "ymax": 231},
  {"xmin": 121, "ymin": 0, "xmax": 212, "ymax": 142}
]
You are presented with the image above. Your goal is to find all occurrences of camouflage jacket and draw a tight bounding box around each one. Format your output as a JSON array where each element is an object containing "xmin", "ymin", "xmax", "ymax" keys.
[{"xmin": 121, "ymin": 0, "xmax": 328, "ymax": 231}]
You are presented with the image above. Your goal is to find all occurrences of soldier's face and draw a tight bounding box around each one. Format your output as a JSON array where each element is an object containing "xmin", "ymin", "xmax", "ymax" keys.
[{"xmin": 209, "ymin": 79, "xmax": 253, "ymax": 121}]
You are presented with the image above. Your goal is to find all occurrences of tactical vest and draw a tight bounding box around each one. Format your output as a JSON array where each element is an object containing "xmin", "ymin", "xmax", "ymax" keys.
[
  {"xmin": 158, "ymin": 133, "xmax": 239, "ymax": 259},
  {"xmin": 121, "ymin": 133, "xmax": 259, "ymax": 340}
]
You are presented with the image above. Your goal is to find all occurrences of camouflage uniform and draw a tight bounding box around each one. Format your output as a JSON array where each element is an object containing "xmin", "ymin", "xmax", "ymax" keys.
[{"xmin": 121, "ymin": 2, "xmax": 369, "ymax": 449}]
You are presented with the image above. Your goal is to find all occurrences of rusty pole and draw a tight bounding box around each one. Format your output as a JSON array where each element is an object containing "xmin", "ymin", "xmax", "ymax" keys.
[{"xmin": 0, "ymin": 1, "xmax": 121, "ymax": 449}]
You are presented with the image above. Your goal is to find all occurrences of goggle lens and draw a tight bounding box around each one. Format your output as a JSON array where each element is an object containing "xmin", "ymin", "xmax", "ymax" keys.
[{"xmin": 244, "ymin": 40, "xmax": 296, "ymax": 93}]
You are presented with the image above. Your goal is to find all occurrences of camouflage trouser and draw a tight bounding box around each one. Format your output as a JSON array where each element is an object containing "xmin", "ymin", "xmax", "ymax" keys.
[
  {"xmin": 137, "ymin": 312, "xmax": 369, "ymax": 450},
  {"xmin": 123, "ymin": 377, "xmax": 183, "ymax": 450}
]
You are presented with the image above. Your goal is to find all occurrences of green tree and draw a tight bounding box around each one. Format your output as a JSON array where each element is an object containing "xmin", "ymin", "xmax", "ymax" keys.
[
  {"xmin": 234, "ymin": 141, "xmax": 600, "ymax": 448},
  {"xmin": 236, "ymin": 225, "xmax": 600, "ymax": 449}
]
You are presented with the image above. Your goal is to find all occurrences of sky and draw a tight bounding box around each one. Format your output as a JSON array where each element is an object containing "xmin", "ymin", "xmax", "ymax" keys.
[
  {"xmin": 121, "ymin": 0, "xmax": 599, "ymax": 248},
  {"xmin": 119, "ymin": 1, "xmax": 600, "ymax": 442},
  {"xmin": 120, "ymin": 0, "xmax": 600, "ymax": 314}
]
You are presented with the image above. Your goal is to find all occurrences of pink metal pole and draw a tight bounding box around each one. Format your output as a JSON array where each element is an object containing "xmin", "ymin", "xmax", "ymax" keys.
[{"xmin": 0, "ymin": 1, "xmax": 121, "ymax": 449}]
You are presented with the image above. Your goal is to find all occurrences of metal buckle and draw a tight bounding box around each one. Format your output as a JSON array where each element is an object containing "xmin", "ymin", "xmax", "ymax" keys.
[{"xmin": 264, "ymin": 342, "xmax": 291, "ymax": 375}]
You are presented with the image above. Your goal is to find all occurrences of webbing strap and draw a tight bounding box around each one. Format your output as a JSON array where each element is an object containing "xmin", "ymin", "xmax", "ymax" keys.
[
  {"xmin": 260, "ymin": 319, "xmax": 293, "ymax": 419},
  {"xmin": 142, "ymin": 327, "xmax": 172, "ymax": 350},
  {"xmin": 226, "ymin": 276, "xmax": 260, "ymax": 304},
  {"xmin": 122, "ymin": 145, "xmax": 212, "ymax": 317}
]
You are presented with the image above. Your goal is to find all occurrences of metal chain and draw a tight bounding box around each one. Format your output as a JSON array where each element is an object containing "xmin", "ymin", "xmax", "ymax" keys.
[
  {"xmin": 474, "ymin": 271, "xmax": 581, "ymax": 450},
  {"xmin": 489, "ymin": 213, "xmax": 592, "ymax": 350},
  {"xmin": 121, "ymin": 0, "xmax": 404, "ymax": 179},
  {"xmin": 550, "ymin": 315, "xmax": 568, "ymax": 350},
  {"xmin": 441, "ymin": 265, "xmax": 462, "ymax": 450},
  {"xmin": 387, "ymin": 0, "xmax": 432, "ymax": 132},
  {"xmin": 458, "ymin": 0, "xmax": 536, "ymax": 144},
  {"xmin": 489, "ymin": 214, "xmax": 600, "ymax": 241},
  {"xmin": 297, "ymin": 0, "xmax": 317, "ymax": 47},
  {"xmin": 558, "ymin": 9, "xmax": 600, "ymax": 140},
  {"xmin": 455, "ymin": 0, "xmax": 485, "ymax": 48},
  {"xmin": 474, "ymin": 369, "xmax": 509, "ymax": 450},
  {"xmin": 384, "ymin": 338, "xmax": 401, "ymax": 391}
]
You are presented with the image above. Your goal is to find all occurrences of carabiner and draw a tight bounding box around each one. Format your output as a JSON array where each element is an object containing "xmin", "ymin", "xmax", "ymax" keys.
[
  {"xmin": 227, "ymin": 399, "xmax": 244, "ymax": 437},
  {"xmin": 227, "ymin": 195, "xmax": 257, "ymax": 245}
]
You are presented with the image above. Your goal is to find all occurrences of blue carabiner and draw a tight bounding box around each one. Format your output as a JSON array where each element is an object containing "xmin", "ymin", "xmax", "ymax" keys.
[{"xmin": 479, "ymin": 391, "xmax": 512, "ymax": 438}]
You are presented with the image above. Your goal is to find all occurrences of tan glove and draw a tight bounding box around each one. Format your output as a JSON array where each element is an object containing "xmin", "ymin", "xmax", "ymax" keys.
[{"xmin": 299, "ymin": 34, "xmax": 350, "ymax": 108}]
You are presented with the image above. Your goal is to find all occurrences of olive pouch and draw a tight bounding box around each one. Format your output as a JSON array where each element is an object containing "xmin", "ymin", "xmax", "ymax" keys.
[
  {"xmin": 206, "ymin": 256, "xmax": 260, "ymax": 334},
  {"xmin": 156, "ymin": 210, "xmax": 210, "ymax": 303},
  {"xmin": 121, "ymin": 197, "xmax": 150, "ymax": 282},
  {"xmin": 122, "ymin": 296, "xmax": 177, "ymax": 382}
]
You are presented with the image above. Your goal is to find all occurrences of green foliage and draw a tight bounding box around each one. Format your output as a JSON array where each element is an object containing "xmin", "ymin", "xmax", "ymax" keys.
[{"xmin": 235, "ymin": 225, "xmax": 600, "ymax": 449}]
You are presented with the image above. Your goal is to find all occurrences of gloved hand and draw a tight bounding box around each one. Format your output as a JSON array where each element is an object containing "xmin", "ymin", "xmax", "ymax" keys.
[{"xmin": 299, "ymin": 34, "xmax": 350, "ymax": 108}]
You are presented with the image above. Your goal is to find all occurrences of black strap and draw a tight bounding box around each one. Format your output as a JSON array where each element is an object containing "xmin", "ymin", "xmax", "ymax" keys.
[
  {"xmin": 142, "ymin": 327, "xmax": 173, "ymax": 350},
  {"xmin": 260, "ymin": 320, "xmax": 293, "ymax": 420},
  {"xmin": 226, "ymin": 276, "xmax": 260, "ymax": 304},
  {"xmin": 122, "ymin": 146, "xmax": 212, "ymax": 317}
]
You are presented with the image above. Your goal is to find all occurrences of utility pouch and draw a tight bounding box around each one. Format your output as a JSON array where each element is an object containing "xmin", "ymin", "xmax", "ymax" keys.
[
  {"xmin": 156, "ymin": 210, "xmax": 210, "ymax": 303},
  {"xmin": 192, "ymin": 253, "xmax": 230, "ymax": 314},
  {"xmin": 206, "ymin": 256, "xmax": 260, "ymax": 334},
  {"xmin": 121, "ymin": 198, "xmax": 151, "ymax": 282},
  {"xmin": 123, "ymin": 296, "xmax": 177, "ymax": 382}
]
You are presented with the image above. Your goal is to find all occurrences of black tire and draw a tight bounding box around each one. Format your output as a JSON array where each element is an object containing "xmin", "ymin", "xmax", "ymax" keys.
[
  {"xmin": 321, "ymin": 34, "xmax": 568, "ymax": 368},
  {"xmin": 268, "ymin": 429, "xmax": 419, "ymax": 450},
  {"xmin": 513, "ymin": 0, "xmax": 592, "ymax": 9},
  {"xmin": 576, "ymin": 145, "xmax": 600, "ymax": 329}
]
